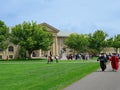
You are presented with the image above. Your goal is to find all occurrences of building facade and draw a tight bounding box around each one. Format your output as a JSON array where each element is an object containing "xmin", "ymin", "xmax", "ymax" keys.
[
  {"xmin": 0, "ymin": 23, "xmax": 118, "ymax": 60},
  {"xmin": 0, "ymin": 23, "xmax": 73, "ymax": 60},
  {"xmin": 0, "ymin": 43, "xmax": 19, "ymax": 59},
  {"xmin": 32, "ymin": 23, "xmax": 73, "ymax": 59}
]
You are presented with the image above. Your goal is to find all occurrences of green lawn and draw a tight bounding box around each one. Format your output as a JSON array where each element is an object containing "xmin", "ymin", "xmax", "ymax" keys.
[{"xmin": 0, "ymin": 59, "xmax": 99, "ymax": 90}]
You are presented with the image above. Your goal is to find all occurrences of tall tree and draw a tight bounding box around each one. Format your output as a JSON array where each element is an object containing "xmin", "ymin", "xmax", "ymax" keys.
[
  {"xmin": 106, "ymin": 37, "xmax": 113, "ymax": 47},
  {"xmin": 88, "ymin": 30, "xmax": 108, "ymax": 54},
  {"xmin": 11, "ymin": 21, "xmax": 53, "ymax": 58},
  {"xmin": 0, "ymin": 20, "xmax": 9, "ymax": 50},
  {"xmin": 65, "ymin": 33, "xmax": 89, "ymax": 53},
  {"xmin": 112, "ymin": 34, "xmax": 120, "ymax": 53}
]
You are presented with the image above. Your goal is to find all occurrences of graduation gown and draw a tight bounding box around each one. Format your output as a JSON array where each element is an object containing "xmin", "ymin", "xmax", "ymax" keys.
[{"xmin": 110, "ymin": 55, "xmax": 119, "ymax": 70}]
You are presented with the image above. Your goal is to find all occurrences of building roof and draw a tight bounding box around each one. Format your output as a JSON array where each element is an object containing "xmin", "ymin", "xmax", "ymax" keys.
[
  {"xmin": 40, "ymin": 22, "xmax": 74, "ymax": 37},
  {"xmin": 40, "ymin": 22, "xmax": 60, "ymax": 33},
  {"xmin": 57, "ymin": 31, "xmax": 74, "ymax": 37}
]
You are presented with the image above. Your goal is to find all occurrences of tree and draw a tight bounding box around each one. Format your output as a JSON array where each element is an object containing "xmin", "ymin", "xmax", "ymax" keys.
[
  {"xmin": 88, "ymin": 30, "xmax": 108, "ymax": 54},
  {"xmin": 106, "ymin": 37, "xmax": 113, "ymax": 47},
  {"xmin": 0, "ymin": 20, "xmax": 9, "ymax": 50},
  {"xmin": 65, "ymin": 33, "xmax": 89, "ymax": 53},
  {"xmin": 112, "ymin": 34, "xmax": 120, "ymax": 53},
  {"xmin": 11, "ymin": 21, "xmax": 53, "ymax": 59},
  {"xmin": 19, "ymin": 47, "xmax": 26, "ymax": 59}
]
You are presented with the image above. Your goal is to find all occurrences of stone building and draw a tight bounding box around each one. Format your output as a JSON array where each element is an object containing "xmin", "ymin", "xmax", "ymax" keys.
[
  {"xmin": 0, "ymin": 23, "xmax": 118, "ymax": 60},
  {"xmin": 32, "ymin": 23, "xmax": 73, "ymax": 59},
  {"xmin": 0, "ymin": 43, "xmax": 19, "ymax": 59},
  {"xmin": 0, "ymin": 23, "xmax": 73, "ymax": 60}
]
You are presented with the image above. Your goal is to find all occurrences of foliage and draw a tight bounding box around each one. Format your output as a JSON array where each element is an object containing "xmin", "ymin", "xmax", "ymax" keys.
[
  {"xmin": 112, "ymin": 34, "xmax": 120, "ymax": 53},
  {"xmin": 87, "ymin": 48, "xmax": 98, "ymax": 56},
  {"xmin": 106, "ymin": 37, "xmax": 113, "ymax": 47},
  {"xmin": 88, "ymin": 30, "xmax": 108, "ymax": 54},
  {"xmin": 19, "ymin": 47, "xmax": 26, "ymax": 59},
  {"xmin": 65, "ymin": 33, "xmax": 89, "ymax": 53},
  {"xmin": 0, "ymin": 20, "xmax": 9, "ymax": 50},
  {"xmin": 11, "ymin": 21, "xmax": 53, "ymax": 58}
]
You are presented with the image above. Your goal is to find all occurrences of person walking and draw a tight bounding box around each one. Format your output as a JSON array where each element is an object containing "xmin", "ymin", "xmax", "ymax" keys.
[
  {"xmin": 55, "ymin": 55, "xmax": 59, "ymax": 63},
  {"xmin": 109, "ymin": 53, "xmax": 119, "ymax": 71},
  {"xmin": 47, "ymin": 56, "xmax": 51, "ymax": 64},
  {"xmin": 97, "ymin": 53, "xmax": 107, "ymax": 71}
]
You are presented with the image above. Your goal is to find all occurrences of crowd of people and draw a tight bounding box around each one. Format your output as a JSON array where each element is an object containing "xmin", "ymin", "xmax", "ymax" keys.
[
  {"xmin": 47, "ymin": 52, "xmax": 120, "ymax": 72},
  {"xmin": 97, "ymin": 53, "xmax": 120, "ymax": 72},
  {"xmin": 47, "ymin": 53, "xmax": 92, "ymax": 63},
  {"xmin": 66, "ymin": 53, "xmax": 92, "ymax": 60},
  {"xmin": 47, "ymin": 55, "xmax": 59, "ymax": 63}
]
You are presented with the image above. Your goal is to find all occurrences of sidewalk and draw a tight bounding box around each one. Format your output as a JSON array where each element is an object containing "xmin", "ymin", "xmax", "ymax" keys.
[{"xmin": 64, "ymin": 63, "xmax": 120, "ymax": 90}]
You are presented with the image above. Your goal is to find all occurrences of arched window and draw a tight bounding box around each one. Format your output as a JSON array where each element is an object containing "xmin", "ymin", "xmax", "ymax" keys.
[{"xmin": 8, "ymin": 46, "xmax": 14, "ymax": 52}]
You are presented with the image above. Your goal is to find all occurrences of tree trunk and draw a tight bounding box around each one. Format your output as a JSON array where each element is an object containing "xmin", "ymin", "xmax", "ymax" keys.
[
  {"xmin": 116, "ymin": 48, "xmax": 119, "ymax": 54},
  {"xmin": 28, "ymin": 51, "xmax": 32, "ymax": 59}
]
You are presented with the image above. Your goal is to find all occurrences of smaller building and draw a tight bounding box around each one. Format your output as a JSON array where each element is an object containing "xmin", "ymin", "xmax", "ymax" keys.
[{"xmin": 0, "ymin": 43, "xmax": 19, "ymax": 60}]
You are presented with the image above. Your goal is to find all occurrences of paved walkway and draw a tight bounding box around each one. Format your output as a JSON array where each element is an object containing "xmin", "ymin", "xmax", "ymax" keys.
[{"xmin": 64, "ymin": 62, "xmax": 120, "ymax": 90}]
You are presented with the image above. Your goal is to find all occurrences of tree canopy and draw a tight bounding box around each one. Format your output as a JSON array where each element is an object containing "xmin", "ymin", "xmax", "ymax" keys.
[
  {"xmin": 112, "ymin": 34, "xmax": 120, "ymax": 53},
  {"xmin": 88, "ymin": 30, "xmax": 108, "ymax": 54},
  {"xmin": 11, "ymin": 21, "xmax": 53, "ymax": 58},
  {"xmin": 65, "ymin": 33, "xmax": 89, "ymax": 53},
  {"xmin": 0, "ymin": 20, "xmax": 9, "ymax": 50},
  {"xmin": 65, "ymin": 30, "xmax": 109, "ymax": 55}
]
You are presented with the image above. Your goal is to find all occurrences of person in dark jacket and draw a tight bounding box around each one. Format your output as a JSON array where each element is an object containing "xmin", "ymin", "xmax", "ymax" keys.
[{"xmin": 97, "ymin": 53, "xmax": 107, "ymax": 71}]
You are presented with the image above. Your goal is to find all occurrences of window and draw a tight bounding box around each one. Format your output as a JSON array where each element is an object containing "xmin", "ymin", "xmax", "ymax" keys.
[
  {"xmin": 9, "ymin": 55, "xmax": 13, "ymax": 59},
  {"xmin": 8, "ymin": 46, "xmax": 14, "ymax": 52},
  {"xmin": 0, "ymin": 55, "xmax": 2, "ymax": 59},
  {"xmin": 32, "ymin": 52, "xmax": 36, "ymax": 57}
]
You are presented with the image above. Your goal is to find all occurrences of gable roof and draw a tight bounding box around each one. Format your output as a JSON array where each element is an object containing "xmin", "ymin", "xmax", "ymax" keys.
[
  {"xmin": 40, "ymin": 22, "xmax": 60, "ymax": 33},
  {"xmin": 57, "ymin": 31, "xmax": 74, "ymax": 37}
]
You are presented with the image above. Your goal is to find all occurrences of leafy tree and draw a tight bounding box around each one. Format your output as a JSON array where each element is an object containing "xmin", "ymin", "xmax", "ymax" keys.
[
  {"xmin": 0, "ymin": 20, "xmax": 9, "ymax": 50},
  {"xmin": 88, "ymin": 30, "xmax": 108, "ymax": 54},
  {"xmin": 112, "ymin": 34, "xmax": 120, "ymax": 53},
  {"xmin": 11, "ymin": 21, "xmax": 53, "ymax": 58},
  {"xmin": 106, "ymin": 37, "xmax": 113, "ymax": 47},
  {"xmin": 65, "ymin": 33, "xmax": 89, "ymax": 53},
  {"xmin": 19, "ymin": 47, "xmax": 26, "ymax": 59}
]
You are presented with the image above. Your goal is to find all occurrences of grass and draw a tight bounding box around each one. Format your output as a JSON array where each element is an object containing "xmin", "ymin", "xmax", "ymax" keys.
[{"xmin": 0, "ymin": 59, "xmax": 99, "ymax": 90}]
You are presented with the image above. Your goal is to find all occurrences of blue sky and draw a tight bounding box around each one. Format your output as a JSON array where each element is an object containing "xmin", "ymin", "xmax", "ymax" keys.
[{"xmin": 0, "ymin": 0, "xmax": 120, "ymax": 36}]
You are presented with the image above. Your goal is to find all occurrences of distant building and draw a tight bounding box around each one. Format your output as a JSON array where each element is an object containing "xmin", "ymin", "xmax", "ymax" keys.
[
  {"xmin": 0, "ymin": 23, "xmax": 74, "ymax": 60},
  {"xmin": 0, "ymin": 23, "xmax": 118, "ymax": 60}
]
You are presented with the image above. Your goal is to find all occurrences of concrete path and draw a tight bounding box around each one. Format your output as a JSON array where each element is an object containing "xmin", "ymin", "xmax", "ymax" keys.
[{"xmin": 64, "ymin": 62, "xmax": 120, "ymax": 90}]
